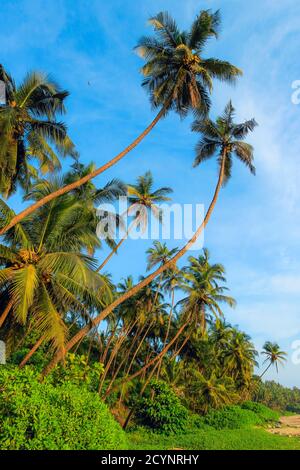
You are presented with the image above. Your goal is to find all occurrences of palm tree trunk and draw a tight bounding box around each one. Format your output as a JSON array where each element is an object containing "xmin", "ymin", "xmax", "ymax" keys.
[
  {"xmin": 0, "ymin": 104, "xmax": 170, "ymax": 236},
  {"xmin": 19, "ymin": 336, "xmax": 45, "ymax": 368},
  {"xmin": 0, "ymin": 300, "xmax": 13, "ymax": 328},
  {"xmin": 41, "ymin": 151, "xmax": 227, "ymax": 377}
]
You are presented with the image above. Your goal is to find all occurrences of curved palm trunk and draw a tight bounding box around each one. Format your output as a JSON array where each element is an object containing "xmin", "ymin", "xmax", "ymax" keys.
[
  {"xmin": 19, "ymin": 336, "xmax": 45, "ymax": 368},
  {"xmin": 41, "ymin": 152, "xmax": 226, "ymax": 377},
  {"xmin": 0, "ymin": 104, "xmax": 169, "ymax": 236},
  {"xmin": 0, "ymin": 300, "xmax": 13, "ymax": 328}
]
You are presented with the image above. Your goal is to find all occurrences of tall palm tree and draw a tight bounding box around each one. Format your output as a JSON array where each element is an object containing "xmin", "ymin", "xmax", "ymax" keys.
[
  {"xmin": 260, "ymin": 341, "xmax": 287, "ymax": 378},
  {"xmin": 0, "ymin": 66, "xmax": 74, "ymax": 197},
  {"xmin": 137, "ymin": 10, "xmax": 241, "ymax": 117},
  {"xmin": 42, "ymin": 102, "xmax": 257, "ymax": 376},
  {"xmin": 97, "ymin": 171, "xmax": 172, "ymax": 271},
  {"xmin": 0, "ymin": 10, "xmax": 242, "ymax": 234},
  {"xmin": 179, "ymin": 249, "xmax": 236, "ymax": 333}
]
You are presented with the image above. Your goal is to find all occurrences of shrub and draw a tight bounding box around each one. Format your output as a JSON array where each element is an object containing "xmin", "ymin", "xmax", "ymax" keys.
[
  {"xmin": 241, "ymin": 401, "xmax": 280, "ymax": 422},
  {"xmin": 50, "ymin": 353, "xmax": 104, "ymax": 391},
  {"xmin": 135, "ymin": 380, "xmax": 188, "ymax": 434},
  {"xmin": 0, "ymin": 366, "xmax": 127, "ymax": 450},
  {"xmin": 203, "ymin": 405, "xmax": 262, "ymax": 430}
]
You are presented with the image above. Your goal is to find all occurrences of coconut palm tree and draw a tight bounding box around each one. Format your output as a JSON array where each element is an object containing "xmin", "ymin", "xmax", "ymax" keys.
[
  {"xmin": 0, "ymin": 66, "xmax": 74, "ymax": 197},
  {"xmin": 223, "ymin": 330, "xmax": 258, "ymax": 388},
  {"xmin": 0, "ymin": 194, "xmax": 112, "ymax": 355},
  {"xmin": 137, "ymin": 10, "xmax": 241, "ymax": 117},
  {"xmin": 97, "ymin": 171, "xmax": 172, "ymax": 271},
  {"xmin": 179, "ymin": 249, "xmax": 236, "ymax": 333},
  {"xmin": 0, "ymin": 10, "xmax": 242, "ymax": 234},
  {"xmin": 41, "ymin": 102, "xmax": 257, "ymax": 376},
  {"xmin": 188, "ymin": 371, "xmax": 237, "ymax": 413},
  {"xmin": 260, "ymin": 341, "xmax": 287, "ymax": 378}
]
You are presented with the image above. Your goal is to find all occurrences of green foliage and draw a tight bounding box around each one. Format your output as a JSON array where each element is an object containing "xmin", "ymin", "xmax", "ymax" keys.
[
  {"xmin": 0, "ymin": 366, "xmax": 127, "ymax": 450},
  {"xmin": 50, "ymin": 353, "xmax": 104, "ymax": 391},
  {"xmin": 255, "ymin": 380, "xmax": 300, "ymax": 413},
  {"xmin": 241, "ymin": 401, "xmax": 280, "ymax": 423},
  {"xmin": 135, "ymin": 380, "xmax": 188, "ymax": 434},
  {"xmin": 202, "ymin": 405, "xmax": 262, "ymax": 430}
]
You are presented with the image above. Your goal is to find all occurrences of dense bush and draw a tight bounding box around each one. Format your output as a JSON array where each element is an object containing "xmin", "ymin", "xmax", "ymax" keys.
[
  {"xmin": 135, "ymin": 380, "xmax": 188, "ymax": 434},
  {"xmin": 0, "ymin": 366, "xmax": 127, "ymax": 450},
  {"xmin": 202, "ymin": 405, "xmax": 262, "ymax": 430},
  {"xmin": 241, "ymin": 401, "xmax": 280, "ymax": 423}
]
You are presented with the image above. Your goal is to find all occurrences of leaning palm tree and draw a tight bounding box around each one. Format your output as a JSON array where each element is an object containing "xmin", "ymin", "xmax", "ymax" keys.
[
  {"xmin": 138, "ymin": 10, "xmax": 241, "ymax": 117},
  {"xmin": 0, "ymin": 10, "xmax": 242, "ymax": 234},
  {"xmin": 42, "ymin": 102, "xmax": 257, "ymax": 376},
  {"xmin": 97, "ymin": 171, "xmax": 172, "ymax": 271},
  {"xmin": 0, "ymin": 66, "xmax": 74, "ymax": 197},
  {"xmin": 260, "ymin": 341, "xmax": 287, "ymax": 378}
]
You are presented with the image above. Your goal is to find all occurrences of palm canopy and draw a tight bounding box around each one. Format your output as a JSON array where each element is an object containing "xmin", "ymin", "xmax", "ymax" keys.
[
  {"xmin": 25, "ymin": 163, "xmax": 127, "ymax": 252},
  {"xmin": 192, "ymin": 101, "xmax": 257, "ymax": 183},
  {"xmin": 223, "ymin": 329, "xmax": 258, "ymax": 386},
  {"xmin": 146, "ymin": 241, "xmax": 179, "ymax": 271},
  {"xmin": 179, "ymin": 248, "xmax": 236, "ymax": 332},
  {"xmin": 0, "ymin": 193, "xmax": 113, "ymax": 353},
  {"xmin": 136, "ymin": 10, "xmax": 242, "ymax": 117},
  {"xmin": 262, "ymin": 341, "xmax": 287, "ymax": 373},
  {"xmin": 0, "ymin": 66, "xmax": 75, "ymax": 197}
]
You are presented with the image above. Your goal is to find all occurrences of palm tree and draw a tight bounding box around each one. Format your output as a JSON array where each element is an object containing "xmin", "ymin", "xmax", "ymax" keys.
[
  {"xmin": 223, "ymin": 330, "xmax": 258, "ymax": 388},
  {"xmin": 42, "ymin": 102, "xmax": 257, "ymax": 376},
  {"xmin": 189, "ymin": 371, "xmax": 237, "ymax": 414},
  {"xmin": 0, "ymin": 194, "xmax": 112, "ymax": 355},
  {"xmin": 260, "ymin": 341, "xmax": 287, "ymax": 378},
  {"xmin": 0, "ymin": 10, "xmax": 242, "ymax": 234},
  {"xmin": 0, "ymin": 66, "xmax": 74, "ymax": 197},
  {"xmin": 137, "ymin": 10, "xmax": 241, "ymax": 117},
  {"xmin": 179, "ymin": 249, "xmax": 236, "ymax": 333},
  {"xmin": 97, "ymin": 171, "xmax": 172, "ymax": 271}
]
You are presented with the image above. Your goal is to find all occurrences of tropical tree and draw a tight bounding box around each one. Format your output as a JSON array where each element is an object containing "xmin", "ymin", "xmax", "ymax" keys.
[
  {"xmin": 97, "ymin": 171, "xmax": 172, "ymax": 270},
  {"xmin": 0, "ymin": 66, "xmax": 74, "ymax": 197},
  {"xmin": 188, "ymin": 371, "xmax": 237, "ymax": 413},
  {"xmin": 137, "ymin": 10, "xmax": 241, "ymax": 117},
  {"xmin": 260, "ymin": 341, "xmax": 287, "ymax": 378},
  {"xmin": 42, "ymin": 102, "xmax": 257, "ymax": 375},
  {"xmin": 179, "ymin": 249, "xmax": 236, "ymax": 333},
  {"xmin": 223, "ymin": 330, "xmax": 258, "ymax": 388},
  {"xmin": 0, "ymin": 9, "xmax": 242, "ymax": 234},
  {"xmin": 0, "ymin": 194, "xmax": 112, "ymax": 356}
]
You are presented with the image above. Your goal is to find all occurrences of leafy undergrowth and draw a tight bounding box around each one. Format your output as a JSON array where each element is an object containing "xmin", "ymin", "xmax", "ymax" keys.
[{"xmin": 128, "ymin": 427, "xmax": 300, "ymax": 450}]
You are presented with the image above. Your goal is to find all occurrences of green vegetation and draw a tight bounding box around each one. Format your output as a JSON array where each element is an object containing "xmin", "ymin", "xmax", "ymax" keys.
[
  {"xmin": 135, "ymin": 380, "xmax": 188, "ymax": 434},
  {"xmin": 0, "ymin": 366, "xmax": 127, "ymax": 450}
]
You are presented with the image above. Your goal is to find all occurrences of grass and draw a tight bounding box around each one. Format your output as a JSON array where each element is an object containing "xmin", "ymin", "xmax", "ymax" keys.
[{"xmin": 128, "ymin": 427, "xmax": 300, "ymax": 450}]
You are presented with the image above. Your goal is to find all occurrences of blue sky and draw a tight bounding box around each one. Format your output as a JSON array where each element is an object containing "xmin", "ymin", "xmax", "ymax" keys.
[{"xmin": 2, "ymin": 0, "xmax": 300, "ymax": 386}]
